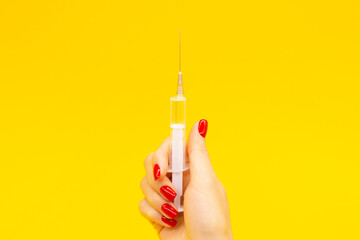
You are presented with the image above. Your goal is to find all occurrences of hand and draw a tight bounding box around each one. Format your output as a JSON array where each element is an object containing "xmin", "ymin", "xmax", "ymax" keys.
[{"xmin": 139, "ymin": 120, "xmax": 233, "ymax": 240}]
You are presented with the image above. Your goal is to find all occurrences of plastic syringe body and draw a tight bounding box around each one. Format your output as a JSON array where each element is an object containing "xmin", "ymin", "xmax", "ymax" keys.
[{"xmin": 169, "ymin": 90, "xmax": 187, "ymax": 212}]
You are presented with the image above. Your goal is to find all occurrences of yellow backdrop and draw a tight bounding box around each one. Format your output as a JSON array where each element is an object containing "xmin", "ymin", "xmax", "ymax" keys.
[{"xmin": 0, "ymin": 1, "xmax": 359, "ymax": 239}]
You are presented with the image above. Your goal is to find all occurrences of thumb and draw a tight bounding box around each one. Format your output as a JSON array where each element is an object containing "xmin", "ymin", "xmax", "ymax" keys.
[{"xmin": 187, "ymin": 119, "xmax": 214, "ymax": 177}]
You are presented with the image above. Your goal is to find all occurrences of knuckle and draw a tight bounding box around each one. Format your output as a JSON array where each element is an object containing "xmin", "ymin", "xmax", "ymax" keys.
[
  {"xmin": 139, "ymin": 198, "xmax": 158, "ymax": 220},
  {"xmin": 140, "ymin": 177, "xmax": 147, "ymax": 190},
  {"xmin": 188, "ymin": 144, "xmax": 208, "ymax": 157},
  {"xmin": 138, "ymin": 198, "xmax": 146, "ymax": 213},
  {"xmin": 143, "ymin": 152, "xmax": 154, "ymax": 166},
  {"xmin": 153, "ymin": 150, "xmax": 161, "ymax": 163},
  {"xmin": 198, "ymin": 143, "xmax": 208, "ymax": 153}
]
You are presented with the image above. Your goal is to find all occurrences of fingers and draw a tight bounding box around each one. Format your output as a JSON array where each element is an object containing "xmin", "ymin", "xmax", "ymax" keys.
[
  {"xmin": 187, "ymin": 119, "xmax": 214, "ymax": 178},
  {"xmin": 139, "ymin": 138, "xmax": 178, "ymax": 228},
  {"xmin": 139, "ymin": 198, "xmax": 177, "ymax": 228},
  {"xmin": 140, "ymin": 177, "xmax": 178, "ymax": 219},
  {"xmin": 153, "ymin": 137, "xmax": 170, "ymax": 181},
  {"xmin": 140, "ymin": 139, "xmax": 179, "ymax": 229},
  {"xmin": 143, "ymin": 146, "xmax": 177, "ymax": 202}
]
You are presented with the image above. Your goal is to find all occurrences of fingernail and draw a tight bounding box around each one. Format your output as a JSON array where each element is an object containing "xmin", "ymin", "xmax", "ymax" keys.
[
  {"xmin": 162, "ymin": 203, "xmax": 178, "ymax": 219},
  {"xmin": 153, "ymin": 164, "xmax": 160, "ymax": 181},
  {"xmin": 161, "ymin": 215, "xmax": 177, "ymax": 227},
  {"xmin": 160, "ymin": 186, "xmax": 177, "ymax": 202},
  {"xmin": 198, "ymin": 119, "xmax": 208, "ymax": 138}
]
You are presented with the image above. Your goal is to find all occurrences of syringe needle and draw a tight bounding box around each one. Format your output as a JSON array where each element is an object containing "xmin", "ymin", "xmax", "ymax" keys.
[
  {"xmin": 179, "ymin": 30, "xmax": 181, "ymax": 72},
  {"xmin": 177, "ymin": 30, "xmax": 184, "ymax": 95}
]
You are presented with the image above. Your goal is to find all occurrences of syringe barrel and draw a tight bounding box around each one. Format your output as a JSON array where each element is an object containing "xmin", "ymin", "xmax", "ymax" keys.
[
  {"xmin": 170, "ymin": 95, "xmax": 186, "ymax": 210},
  {"xmin": 170, "ymin": 96, "xmax": 186, "ymax": 170}
]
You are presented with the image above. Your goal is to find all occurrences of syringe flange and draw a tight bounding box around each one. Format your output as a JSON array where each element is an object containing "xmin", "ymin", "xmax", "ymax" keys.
[{"xmin": 167, "ymin": 163, "xmax": 190, "ymax": 173}]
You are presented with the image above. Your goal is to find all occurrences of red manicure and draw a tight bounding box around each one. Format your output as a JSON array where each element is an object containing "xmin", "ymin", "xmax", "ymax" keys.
[
  {"xmin": 198, "ymin": 119, "xmax": 208, "ymax": 138},
  {"xmin": 160, "ymin": 186, "xmax": 177, "ymax": 202},
  {"xmin": 153, "ymin": 164, "xmax": 160, "ymax": 181},
  {"xmin": 161, "ymin": 215, "xmax": 177, "ymax": 227},
  {"xmin": 162, "ymin": 203, "xmax": 178, "ymax": 219}
]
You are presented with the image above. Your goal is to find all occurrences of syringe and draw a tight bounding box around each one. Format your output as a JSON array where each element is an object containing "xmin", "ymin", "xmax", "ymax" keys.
[{"xmin": 168, "ymin": 31, "xmax": 188, "ymax": 212}]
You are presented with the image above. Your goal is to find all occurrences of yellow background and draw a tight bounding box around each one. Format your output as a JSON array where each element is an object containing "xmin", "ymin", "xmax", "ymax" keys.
[{"xmin": 0, "ymin": 0, "xmax": 359, "ymax": 239}]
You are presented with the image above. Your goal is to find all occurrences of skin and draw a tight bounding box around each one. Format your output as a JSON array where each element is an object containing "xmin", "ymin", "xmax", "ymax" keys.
[{"xmin": 139, "ymin": 121, "xmax": 233, "ymax": 240}]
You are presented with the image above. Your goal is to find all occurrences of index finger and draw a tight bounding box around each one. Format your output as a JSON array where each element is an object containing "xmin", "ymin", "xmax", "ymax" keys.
[{"xmin": 152, "ymin": 137, "xmax": 170, "ymax": 181}]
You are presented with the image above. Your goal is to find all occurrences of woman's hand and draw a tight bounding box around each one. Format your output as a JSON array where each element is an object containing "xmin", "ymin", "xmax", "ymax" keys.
[{"xmin": 139, "ymin": 120, "xmax": 233, "ymax": 240}]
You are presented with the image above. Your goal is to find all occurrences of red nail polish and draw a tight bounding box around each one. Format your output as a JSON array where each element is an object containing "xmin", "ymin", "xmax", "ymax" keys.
[
  {"xmin": 198, "ymin": 119, "xmax": 208, "ymax": 138},
  {"xmin": 162, "ymin": 203, "xmax": 178, "ymax": 219},
  {"xmin": 154, "ymin": 164, "xmax": 160, "ymax": 181},
  {"xmin": 161, "ymin": 215, "xmax": 177, "ymax": 227},
  {"xmin": 160, "ymin": 186, "xmax": 177, "ymax": 202}
]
